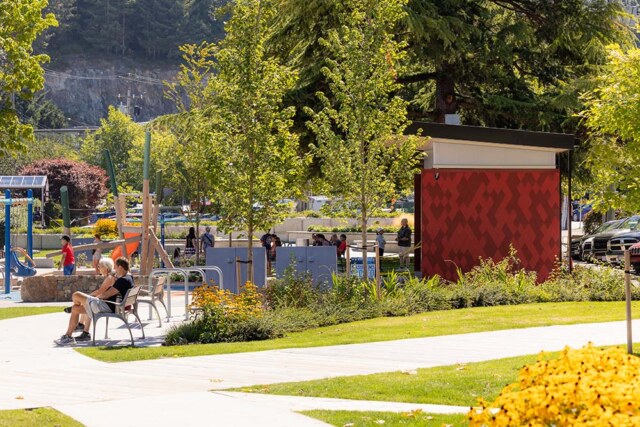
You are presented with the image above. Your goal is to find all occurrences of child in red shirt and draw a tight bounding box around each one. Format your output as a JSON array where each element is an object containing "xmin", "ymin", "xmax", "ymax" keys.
[{"xmin": 59, "ymin": 235, "xmax": 75, "ymax": 275}]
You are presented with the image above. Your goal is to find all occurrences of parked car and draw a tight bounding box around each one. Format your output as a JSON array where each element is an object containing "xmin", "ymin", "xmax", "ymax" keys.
[
  {"xmin": 587, "ymin": 216, "xmax": 640, "ymax": 262},
  {"xmin": 571, "ymin": 219, "xmax": 622, "ymax": 261},
  {"xmin": 572, "ymin": 202, "xmax": 593, "ymax": 222},
  {"xmin": 629, "ymin": 242, "xmax": 640, "ymax": 272},
  {"xmin": 606, "ymin": 230, "xmax": 640, "ymax": 266}
]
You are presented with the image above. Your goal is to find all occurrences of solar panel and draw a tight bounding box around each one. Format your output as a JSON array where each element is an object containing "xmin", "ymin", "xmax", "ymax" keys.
[{"xmin": 0, "ymin": 176, "xmax": 47, "ymax": 189}]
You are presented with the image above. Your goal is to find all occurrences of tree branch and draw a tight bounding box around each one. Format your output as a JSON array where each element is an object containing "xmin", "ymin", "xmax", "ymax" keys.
[{"xmin": 397, "ymin": 71, "xmax": 437, "ymax": 84}]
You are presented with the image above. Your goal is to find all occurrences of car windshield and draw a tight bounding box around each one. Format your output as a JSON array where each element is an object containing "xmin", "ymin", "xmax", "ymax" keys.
[
  {"xmin": 598, "ymin": 220, "xmax": 624, "ymax": 233},
  {"xmin": 618, "ymin": 216, "xmax": 640, "ymax": 230}
]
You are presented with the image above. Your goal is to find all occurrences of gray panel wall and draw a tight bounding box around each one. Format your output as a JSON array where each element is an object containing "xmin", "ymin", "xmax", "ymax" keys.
[
  {"xmin": 275, "ymin": 246, "xmax": 337, "ymax": 286},
  {"xmin": 205, "ymin": 247, "xmax": 267, "ymax": 293}
]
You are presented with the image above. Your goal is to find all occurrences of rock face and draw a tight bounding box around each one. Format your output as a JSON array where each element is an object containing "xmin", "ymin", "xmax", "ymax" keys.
[
  {"xmin": 21, "ymin": 274, "xmax": 156, "ymax": 302},
  {"xmin": 43, "ymin": 55, "xmax": 179, "ymax": 126}
]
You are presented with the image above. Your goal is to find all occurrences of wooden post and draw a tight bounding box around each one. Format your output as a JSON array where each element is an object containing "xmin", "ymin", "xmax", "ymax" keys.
[
  {"xmin": 229, "ymin": 233, "xmax": 232, "ymax": 248},
  {"xmin": 235, "ymin": 256, "xmax": 241, "ymax": 292},
  {"xmin": 140, "ymin": 131, "xmax": 151, "ymax": 275},
  {"xmin": 625, "ymin": 250, "xmax": 633, "ymax": 354},
  {"xmin": 375, "ymin": 244, "xmax": 381, "ymax": 298},
  {"xmin": 115, "ymin": 194, "xmax": 128, "ymax": 261},
  {"xmin": 346, "ymin": 246, "xmax": 351, "ymax": 277}
]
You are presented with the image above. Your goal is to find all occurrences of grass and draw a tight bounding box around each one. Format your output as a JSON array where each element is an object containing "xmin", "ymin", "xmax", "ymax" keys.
[
  {"xmin": 234, "ymin": 344, "xmax": 640, "ymax": 407},
  {"xmin": 77, "ymin": 300, "xmax": 640, "ymax": 362},
  {"xmin": 233, "ymin": 353, "xmax": 549, "ymax": 406},
  {"xmin": 301, "ymin": 410, "xmax": 467, "ymax": 427},
  {"xmin": 0, "ymin": 306, "xmax": 62, "ymax": 320},
  {"xmin": 0, "ymin": 407, "xmax": 82, "ymax": 427}
]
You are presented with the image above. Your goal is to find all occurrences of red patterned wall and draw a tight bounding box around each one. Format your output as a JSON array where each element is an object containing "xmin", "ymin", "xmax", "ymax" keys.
[{"xmin": 420, "ymin": 169, "xmax": 560, "ymax": 281}]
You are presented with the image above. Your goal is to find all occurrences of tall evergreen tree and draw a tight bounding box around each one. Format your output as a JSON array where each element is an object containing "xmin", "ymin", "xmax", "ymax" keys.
[{"xmin": 270, "ymin": 0, "xmax": 632, "ymax": 131}]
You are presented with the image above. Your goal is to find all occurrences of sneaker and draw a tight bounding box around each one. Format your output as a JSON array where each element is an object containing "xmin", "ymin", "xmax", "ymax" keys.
[
  {"xmin": 74, "ymin": 322, "xmax": 84, "ymax": 331},
  {"xmin": 54, "ymin": 335, "xmax": 75, "ymax": 346},
  {"xmin": 74, "ymin": 331, "xmax": 91, "ymax": 342},
  {"xmin": 63, "ymin": 306, "xmax": 73, "ymax": 314}
]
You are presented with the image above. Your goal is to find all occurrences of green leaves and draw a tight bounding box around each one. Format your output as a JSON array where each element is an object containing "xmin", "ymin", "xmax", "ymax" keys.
[
  {"xmin": 581, "ymin": 47, "xmax": 640, "ymax": 213},
  {"xmin": 0, "ymin": 0, "xmax": 57, "ymax": 154}
]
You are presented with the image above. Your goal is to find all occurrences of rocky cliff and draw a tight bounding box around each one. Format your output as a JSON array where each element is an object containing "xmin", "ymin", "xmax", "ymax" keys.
[{"xmin": 43, "ymin": 55, "xmax": 180, "ymax": 126}]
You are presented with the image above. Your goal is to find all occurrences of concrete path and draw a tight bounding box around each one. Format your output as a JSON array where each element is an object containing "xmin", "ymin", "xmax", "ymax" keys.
[{"xmin": 1, "ymin": 301, "xmax": 638, "ymax": 426}]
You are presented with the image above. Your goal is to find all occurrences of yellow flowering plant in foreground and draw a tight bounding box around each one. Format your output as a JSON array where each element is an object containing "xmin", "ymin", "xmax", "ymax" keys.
[{"xmin": 469, "ymin": 344, "xmax": 640, "ymax": 426}]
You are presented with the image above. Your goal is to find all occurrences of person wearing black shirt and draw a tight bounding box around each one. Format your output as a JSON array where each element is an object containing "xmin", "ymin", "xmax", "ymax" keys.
[
  {"xmin": 55, "ymin": 257, "xmax": 134, "ymax": 345},
  {"xmin": 396, "ymin": 218, "xmax": 412, "ymax": 269}
]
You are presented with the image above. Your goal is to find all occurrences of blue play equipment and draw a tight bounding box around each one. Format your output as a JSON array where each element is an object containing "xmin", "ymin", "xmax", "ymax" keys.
[
  {"xmin": 2, "ymin": 189, "xmax": 35, "ymax": 294},
  {"xmin": 9, "ymin": 251, "xmax": 35, "ymax": 277}
]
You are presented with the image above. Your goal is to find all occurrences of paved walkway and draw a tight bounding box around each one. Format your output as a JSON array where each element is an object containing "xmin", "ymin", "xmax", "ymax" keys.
[{"xmin": 1, "ymin": 300, "xmax": 638, "ymax": 426}]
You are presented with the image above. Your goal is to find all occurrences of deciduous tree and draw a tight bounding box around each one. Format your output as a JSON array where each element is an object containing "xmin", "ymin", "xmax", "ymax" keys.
[
  {"xmin": 306, "ymin": 0, "xmax": 421, "ymax": 280},
  {"xmin": 581, "ymin": 47, "xmax": 640, "ymax": 213},
  {"xmin": 0, "ymin": 0, "xmax": 57, "ymax": 155},
  {"xmin": 206, "ymin": 0, "xmax": 306, "ymax": 280}
]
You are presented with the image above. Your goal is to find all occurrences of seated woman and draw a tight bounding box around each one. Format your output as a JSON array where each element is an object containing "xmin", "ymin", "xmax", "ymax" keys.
[{"xmin": 57, "ymin": 258, "xmax": 116, "ymax": 344}]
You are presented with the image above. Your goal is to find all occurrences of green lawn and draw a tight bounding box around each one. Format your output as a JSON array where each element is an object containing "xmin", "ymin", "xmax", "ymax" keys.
[
  {"xmin": 0, "ymin": 306, "xmax": 62, "ymax": 320},
  {"xmin": 235, "ymin": 353, "xmax": 547, "ymax": 406},
  {"xmin": 0, "ymin": 408, "xmax": 82, "ymax": 427},
  {"xmin": 236, "ymin": 344, "xmax": 640, "ymax": 407},
  {"xmin": 301, "ymin": 410, "xmax": 467, "ymax": 427},
  {"xmin": 78, "ymin": 301, "xmax": 640, "ymax": 362}
]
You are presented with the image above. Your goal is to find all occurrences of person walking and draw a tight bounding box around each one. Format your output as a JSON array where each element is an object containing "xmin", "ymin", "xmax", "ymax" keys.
[
  {"xmin": 200, "ymin": 226, "xmax": 215, "ymax": 255},
  {"xmin": 395, "ymin": 218, "xmax": 412, "ymax": 269},
  {"xmin": 59, "ymin": 235, "xmax": 75, "ymax": 275}
]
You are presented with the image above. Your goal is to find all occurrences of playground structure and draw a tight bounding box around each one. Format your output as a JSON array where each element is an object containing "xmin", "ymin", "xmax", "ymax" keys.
[
  {"xmin": 1, "ymin": 189, "xmax": 37, "ymax": 294},
  {"xmin": 47, "ymin": 131, "xmax": 174, "ymax": 275}
]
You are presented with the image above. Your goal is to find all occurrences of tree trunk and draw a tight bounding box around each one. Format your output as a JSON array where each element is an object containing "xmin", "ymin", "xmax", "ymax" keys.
[
  {"xmin": 434, "ymin": 64, "xmax": 458, "ymax": 123},
  {"xmin": 361, "ymin": 213, "xmax": 368, "ymax": 282}
]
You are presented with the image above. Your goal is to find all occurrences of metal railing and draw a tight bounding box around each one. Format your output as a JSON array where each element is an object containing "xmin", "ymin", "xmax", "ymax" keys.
[{"xmin": 148, "ymin": 266, "xmax": 224, "ymax": 321}]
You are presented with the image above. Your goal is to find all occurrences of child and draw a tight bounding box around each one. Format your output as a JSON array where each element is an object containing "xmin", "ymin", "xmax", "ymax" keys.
[
  {"xmin": 59, "ymin": 235, "xmax": 75, "ymax": 275},
  {"xmin": 92, "ymin": 234, "xmax": 103, "ymax": 274},
  {"xmin": 376, "ymin": 228, "xmax": 386, "ymax": 257}
]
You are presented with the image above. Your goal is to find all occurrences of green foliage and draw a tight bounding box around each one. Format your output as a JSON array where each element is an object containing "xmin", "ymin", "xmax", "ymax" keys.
[
  {"xmin": 47, "ymin": 0, "xmax": 224, "ymax": 59},
  {"xmin": 582, "ymin": 47, "xmax": 640, "ymax": 213},
  {"xmin": 0, "ymin": 0, "xmax": 57, "ymax": 154},
  {"xmin": 19, "ymin": 158, "xmax": 108, "ymax": 216},
  {"xmin": 166, "ymin": 248, "xmax": 640, "ymax": 347},
  {"xmin": 173, "ymin": 0, "xmax": 307, "ymax": 278},
  {"xmin": 81, "ymin": 106, "xmax": 143, "ymax": 187},
  {"xmin": 305, "ymin": 0, "xmax": 420, "ymax": 280}
]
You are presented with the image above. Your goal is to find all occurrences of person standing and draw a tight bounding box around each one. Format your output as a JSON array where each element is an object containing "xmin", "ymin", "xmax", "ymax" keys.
[
  {"xmin": 396, "ymin": 218, "xmax": 412, "ymax": 269},
  {"xmin": 376, "ymin": 228, "xmax": 386, "ymax": 257},
  {"xmin": 200, "ymin": 226, "xmax": 215, "ymax": 256},
  {"xmin": 92, "ymin": 234, "xmax": 103, "ymax": 274},
  {"xmin": 59, "ymin": 235, "xmax": 75, "ymax": 275},
  {"xmin": 185, "ymin": 227, "xmax": 196, "ymax": 257}
]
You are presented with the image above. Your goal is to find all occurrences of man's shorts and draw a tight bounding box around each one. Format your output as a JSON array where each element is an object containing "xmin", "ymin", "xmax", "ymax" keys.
[{"xmin": 85, "ymin": 295, "xmax": 111, "ymax": 314}]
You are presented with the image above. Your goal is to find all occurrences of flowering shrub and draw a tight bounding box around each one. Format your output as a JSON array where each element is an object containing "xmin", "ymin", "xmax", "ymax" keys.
[
  {"xmin": 94, "ymin": 219, "xmax": 117, "ymax": 239},
  {"xmin": 190, "ymin": 282, "xmax": 263, "ymax": 319},
  {"xmin": 469, "ymin": 345, "xmax": 640, "ymax": 426}
]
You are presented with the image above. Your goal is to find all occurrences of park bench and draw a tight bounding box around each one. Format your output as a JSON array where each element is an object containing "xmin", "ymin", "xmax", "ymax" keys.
[{"xmin": 89, "ymin": 286, "xmax": 145, "ymax": 346}]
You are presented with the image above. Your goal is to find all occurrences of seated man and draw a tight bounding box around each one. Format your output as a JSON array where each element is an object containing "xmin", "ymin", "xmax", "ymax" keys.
[{"xmin": 55, "ymin": 257, "xmax": 134, "ymax": 345}]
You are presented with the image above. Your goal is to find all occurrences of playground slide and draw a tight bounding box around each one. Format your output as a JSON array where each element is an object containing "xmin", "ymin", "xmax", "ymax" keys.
[
  {"xmin": 10, "ymin": 251, "xmax": 36, "ymax": 277},
  {"xmin": 111, "ymin": 233, "xmax": 140, "ymax": 261}
]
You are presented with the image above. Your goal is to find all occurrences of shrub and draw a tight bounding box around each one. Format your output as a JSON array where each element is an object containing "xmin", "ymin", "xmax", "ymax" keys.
[
  {"xmin": 94, "ymin": 219, "xmax": 117, "ymax": 238},
  {"xmin": 20, "ymin": 158, "xmax": 108, "ymax": 216},
  {"xmin": 264, "ymin": 263, "xmax": 318, "ymax": 309},
  {"xmin": 469, "ymin": 345, "xmax": 640, "ymax": 426}
]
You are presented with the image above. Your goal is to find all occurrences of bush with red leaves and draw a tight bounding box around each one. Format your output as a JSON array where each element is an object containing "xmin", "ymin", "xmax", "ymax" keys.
[{"xmin": 20, "ymin": 158, "xmax": 108, "ymax": 215}]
